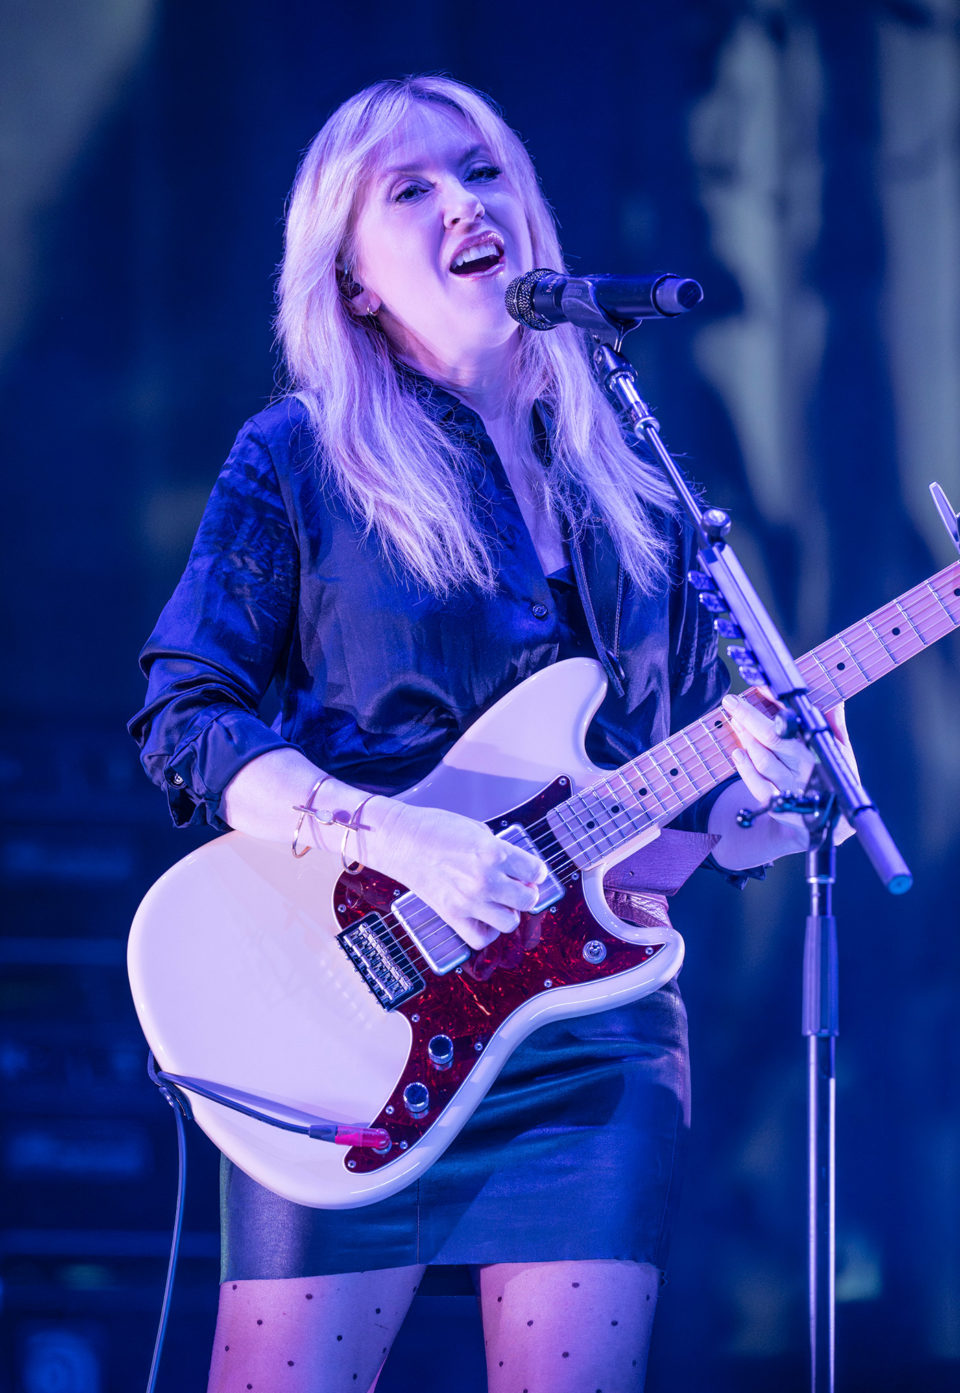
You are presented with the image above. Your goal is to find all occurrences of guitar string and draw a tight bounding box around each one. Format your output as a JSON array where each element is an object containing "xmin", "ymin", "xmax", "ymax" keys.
[
  {"xmin": 789, "ymin": 577, "xmax": 959, "ymax": 686},
  {"xmin": 343, "ymin": 589, "xmax": 960, "ymax": 1043},
  {"xmin": 808, "ymin": 582, "xmax": 959, "ymax": 678},
  {"xmin": 370, "ymin": 669, "xmax": 911, "ymax": 971},
  {"xmin": 506, "ymin": 575, "xmax": 960, "ymax": 872},
  {"xmin": 805, "ymin": 614, "xmax": 957, "ymax": 686},
  {"xmin": 522, "ymin": 579, "xmax": 960, "ymax": 873},
  {"xmin": 375, "ymin": 806, "xmax": 595, "ymax": 966},
  {"xmin": 392, "ymin": 786, "xmax": 679, "ymax": 961},
  {"xmin": 392, "ymin": 579, "xmax": 947, "ymax": 958},
  {"xmin": 360, "ymin": 577, "xmax": 960, "ymax": 970},
  {"xmin": 806, "ymin": 605, "xmax": 952, "ymax": 678}
]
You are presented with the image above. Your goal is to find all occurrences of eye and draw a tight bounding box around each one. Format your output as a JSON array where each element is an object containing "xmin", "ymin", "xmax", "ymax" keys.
[
  {"xmin": 394, "ymin": 182, "xmax": 427, "ymax": 203},
  {"xmin": 467, "ymin": 164, "xmax": 501, "ymax": 183}
]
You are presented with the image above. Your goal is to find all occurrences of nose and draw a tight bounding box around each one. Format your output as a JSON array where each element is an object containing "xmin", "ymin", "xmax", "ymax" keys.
[{"xmin": 442, "ymin": 178, "xmax": 484, "ymax": 228}]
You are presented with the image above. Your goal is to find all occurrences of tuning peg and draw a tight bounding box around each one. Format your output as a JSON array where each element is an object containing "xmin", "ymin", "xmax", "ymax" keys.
[
  {"xmin": 687, "ymin": 569, "xmax": 716, "ymax": 591},
  {"xmin": 698, "ymin": 591, "xmax": 728, "ymax": 614},
  {"xmin": 726, "ymin": 646, "xmax": 766, "ymax": 684},
  {"xmin": 714, "ymin": 618, "xmax": 743, "ymax": 639}
]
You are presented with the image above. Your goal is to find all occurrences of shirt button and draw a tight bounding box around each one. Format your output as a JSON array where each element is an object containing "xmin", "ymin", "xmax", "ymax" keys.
[
  {"xmin": 531, "ymin": 602, "xmax": 549, "ymax": 619},
  {"xmin": 168, "ymin": 771, "xmax": 184, "ymax": 786}
]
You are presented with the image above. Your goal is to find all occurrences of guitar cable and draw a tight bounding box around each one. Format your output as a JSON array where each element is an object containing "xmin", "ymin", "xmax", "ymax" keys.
[
  {"xmin": 145, "ymin": 1051, "xmax": 191, "ymax": 1393},
  {"xmin": 142, "ymin": 1053, "xmax": 394, "ymax": 1389}
]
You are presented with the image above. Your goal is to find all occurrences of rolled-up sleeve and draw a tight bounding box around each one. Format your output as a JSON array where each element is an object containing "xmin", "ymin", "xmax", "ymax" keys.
[{"xmin": 128, "ymin": 420, "xmax": 300, "ymax": 829}]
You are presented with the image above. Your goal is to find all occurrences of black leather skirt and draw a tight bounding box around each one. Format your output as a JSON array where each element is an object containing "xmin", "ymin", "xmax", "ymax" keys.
[{"xmin": 219, "ymin": 973, "xmax": 690, "ymax": 1280}]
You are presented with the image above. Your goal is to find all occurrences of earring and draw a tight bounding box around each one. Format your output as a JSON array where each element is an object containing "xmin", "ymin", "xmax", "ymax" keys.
[{"xmin": 339, "ymin": 273, "xmax": 379, "ymax": 317}]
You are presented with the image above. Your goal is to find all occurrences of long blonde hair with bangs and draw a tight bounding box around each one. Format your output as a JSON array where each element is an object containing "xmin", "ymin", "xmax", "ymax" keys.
[{"xmin": 277, "ymin": 75, "xmax": 677, "ymax": 596}]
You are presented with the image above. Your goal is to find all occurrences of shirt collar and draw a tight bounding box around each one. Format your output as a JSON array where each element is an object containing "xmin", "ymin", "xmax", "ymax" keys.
[
  {"xmin": 394, "ymin": 361, "xmax": 488, "ymax": 439},
  {"xmin": 396, "ymin": 360, "xmax": 557, "ymax": 458}
]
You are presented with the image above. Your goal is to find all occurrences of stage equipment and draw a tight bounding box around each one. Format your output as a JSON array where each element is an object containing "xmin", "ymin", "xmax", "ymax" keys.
[
  {"xmin": 505, "ymin": 268, "xmax": 702, "ymax": 331},
  {"xmin": 561, "ymin": 275, "xmax": 959, "ymax": 1393}
]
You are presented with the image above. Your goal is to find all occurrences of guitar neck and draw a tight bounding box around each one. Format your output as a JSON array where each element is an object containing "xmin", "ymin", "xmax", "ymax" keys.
[{"xmin": 547, "ymin": 559, "xmax": 960, "ymax": 868}]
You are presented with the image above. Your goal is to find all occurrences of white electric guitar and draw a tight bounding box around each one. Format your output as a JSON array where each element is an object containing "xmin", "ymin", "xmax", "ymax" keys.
[{"xmin": 128, "ymin": 556, "xmax": 960, "ymax": 1208}]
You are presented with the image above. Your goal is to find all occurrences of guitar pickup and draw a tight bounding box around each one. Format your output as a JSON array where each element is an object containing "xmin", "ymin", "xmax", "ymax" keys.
[
  {"xmin": 389, "ymin": 823, "xmax": 565, "ymax": 979},
  {"xmin": 495, "ymin": 824, "xmax": 565, "ymax": 913}
]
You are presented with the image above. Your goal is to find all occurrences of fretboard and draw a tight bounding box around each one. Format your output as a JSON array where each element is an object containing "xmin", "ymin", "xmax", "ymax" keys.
[{"xmin": 547, "ymin": 559, "xmax": 960, "ymax": 868}]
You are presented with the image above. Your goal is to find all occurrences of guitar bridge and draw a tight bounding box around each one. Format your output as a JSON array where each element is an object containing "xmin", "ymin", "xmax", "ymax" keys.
[{"xmin": 337, "ymin": 913, "xmax": 425, "ymax": 1010}]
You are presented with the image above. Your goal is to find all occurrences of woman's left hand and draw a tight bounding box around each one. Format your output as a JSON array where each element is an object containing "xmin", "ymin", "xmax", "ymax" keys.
[{"xmin": 708, "ymin": 691, "xmax": 859, "ymax": 866}]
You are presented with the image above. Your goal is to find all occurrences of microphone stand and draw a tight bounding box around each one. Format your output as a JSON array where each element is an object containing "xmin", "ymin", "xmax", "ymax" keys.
[{"xmin": 579, "ymin": 296, "xmax": 913, "ymax": 1393}]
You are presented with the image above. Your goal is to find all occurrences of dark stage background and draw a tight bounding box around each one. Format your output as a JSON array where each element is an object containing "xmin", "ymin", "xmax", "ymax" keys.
[{"xmin": 2, "ymin": 2, "xmax": 959, "ymax": 1390}]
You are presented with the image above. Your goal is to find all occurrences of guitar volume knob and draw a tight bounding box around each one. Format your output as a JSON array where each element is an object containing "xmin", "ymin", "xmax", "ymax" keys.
[
  {"xmin": 427, "ymin": 1034, "xmax": 454, "ymax": 1070},
  {"xmin": 403, "ymin": 1081, "xmax": 430, "ymax": 1117}
]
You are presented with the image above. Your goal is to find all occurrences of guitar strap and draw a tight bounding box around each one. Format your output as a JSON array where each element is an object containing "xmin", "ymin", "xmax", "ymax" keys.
[
  {"xmin": 564, "ymin": 515, "xmax": 627, "ymax": 698},
  {"xmin": 532, "ymin": 399, "xmax": 627, "ymax": 697},
  {"xmin": 603, "ymin": 828, "xmax": 720, "ymax": 896},
  {"xmin": 602, "ymin": 829, "xmax": 720, "ymax": 934}
]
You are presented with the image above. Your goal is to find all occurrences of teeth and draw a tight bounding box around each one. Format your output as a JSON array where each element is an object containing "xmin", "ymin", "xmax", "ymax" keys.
[{"xmin": 452, "ymin": 240, "xmax": 501, "ymax": 272}]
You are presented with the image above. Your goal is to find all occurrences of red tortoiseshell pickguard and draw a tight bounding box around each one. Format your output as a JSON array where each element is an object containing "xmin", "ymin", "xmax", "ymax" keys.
[{"xmin": 333, "ymin": 779, "xmax": 667, "ymax": 1174}]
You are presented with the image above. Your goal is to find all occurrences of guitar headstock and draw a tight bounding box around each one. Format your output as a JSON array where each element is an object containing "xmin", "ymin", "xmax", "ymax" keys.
[{"xmin": 930, "ymin": 481, "xmax": 960, "ymax": 556}]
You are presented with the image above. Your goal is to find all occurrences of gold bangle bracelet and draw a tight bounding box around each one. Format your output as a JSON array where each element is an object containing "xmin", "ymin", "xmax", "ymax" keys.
[
  {"xmin": 291, "ymin": 774, "xmax": 334, "ymax": 859},
  {"xmin": 340, "ymin": 792, "xmax": 380, "ymax": 873}
]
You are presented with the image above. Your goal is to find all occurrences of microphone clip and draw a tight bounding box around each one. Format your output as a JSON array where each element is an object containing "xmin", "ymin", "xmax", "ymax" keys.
[{"xmin": 556, "ymin": 279, "xmax": 641, "ymax": 349}]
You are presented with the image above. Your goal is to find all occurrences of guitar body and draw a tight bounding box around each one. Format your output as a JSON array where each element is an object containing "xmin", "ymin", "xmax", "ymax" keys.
[
  {"xmin": 128, "ymin": 659, "xmax": 684, "ymax": 1209},
  {"xmin": 129, "ymin": 548, "xmax": 960, "ymax": 1207}
]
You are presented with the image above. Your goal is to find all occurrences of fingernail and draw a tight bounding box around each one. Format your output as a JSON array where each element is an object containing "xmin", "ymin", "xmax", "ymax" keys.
[{"xmin": 722, "ymin": 695, "xmax": 739, "ymax": 712}]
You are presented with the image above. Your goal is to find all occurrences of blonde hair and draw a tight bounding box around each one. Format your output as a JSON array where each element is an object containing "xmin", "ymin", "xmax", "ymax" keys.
[{"xmin": 277, "ymin": 75, "xmax": 677, "ymax": 595}]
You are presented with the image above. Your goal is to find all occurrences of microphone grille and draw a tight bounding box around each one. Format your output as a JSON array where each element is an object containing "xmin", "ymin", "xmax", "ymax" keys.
[{"xmin": 504, "ymin": 268, "xmax": 558, "ymax": 330}]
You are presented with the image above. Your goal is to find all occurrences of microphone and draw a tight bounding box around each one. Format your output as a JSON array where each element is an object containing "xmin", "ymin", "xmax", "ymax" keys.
[{"xmin": 505, "ymin": 268, "xmax": 703, "ymax": 332}]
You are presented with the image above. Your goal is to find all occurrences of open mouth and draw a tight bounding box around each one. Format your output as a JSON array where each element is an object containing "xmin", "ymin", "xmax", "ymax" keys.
[{"xmin": 449, "ymin": 238, "xmax": 505, "ymax": 277}]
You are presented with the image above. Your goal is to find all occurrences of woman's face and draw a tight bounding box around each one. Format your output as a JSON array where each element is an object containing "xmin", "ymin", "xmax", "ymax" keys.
[{"xmin": 348, "ymin": 102, "xmax": 534, "ymax": 377}]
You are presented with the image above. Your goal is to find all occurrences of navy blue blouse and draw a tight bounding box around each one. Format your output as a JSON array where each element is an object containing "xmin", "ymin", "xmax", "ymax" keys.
[{"xmin": 129, "ymin": 379, "xmax": 731, "ymax": 831}]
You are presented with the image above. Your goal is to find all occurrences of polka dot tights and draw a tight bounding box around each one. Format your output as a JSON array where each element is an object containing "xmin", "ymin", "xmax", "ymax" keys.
[
  {"xmin": 480, "ymin": 1259, "xmax": 660, "ymax": 1392},
  {"xmin": 206, "ymin": 1268, "xmax": 424, "ymax": 1393},
  {"xmin": 206, "ymin": 1258, "xmax": 659, "ymax": 1392}
]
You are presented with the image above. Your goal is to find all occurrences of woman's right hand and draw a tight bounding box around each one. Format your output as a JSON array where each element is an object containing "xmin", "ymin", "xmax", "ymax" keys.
[
  {"xmin": 221, "ymin": 749, "xmax": 546, "ymax": 953},
  {"xmin": 360, "ymin": 798, "xmax": 548, "ymax": 952}
]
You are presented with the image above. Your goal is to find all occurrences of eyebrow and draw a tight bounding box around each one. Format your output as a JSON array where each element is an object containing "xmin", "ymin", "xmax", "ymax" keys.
[{"xmin": 378, "ymin": 144, "xmax": 492, "ymax": 180}]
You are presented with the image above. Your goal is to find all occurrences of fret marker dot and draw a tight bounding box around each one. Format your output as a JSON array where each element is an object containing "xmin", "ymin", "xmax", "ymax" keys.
[
  {"xmin": 586, "ymin": 820, "xmax": 596, "ymax": 829},
  {"xmin": 837, "ymin": 661, "xmax": 845, "ymax": 670},
  {"xmin": 954, "ymin": 588, "xmax": 959, "ymax": 596},
  {"xmin": 639, "ymin": 787, "xmax": 647, "ymax": 796},
  {"xmin": 892, "ymin": 627, "xmax": 900, "ymax": 635},
  {"xmin": 669, "ymin": 768, "xmax": 678, "ymax": 777},
  {"xmin": 610, "ymin": 805, "xmax": 620, "ymax": 814}
]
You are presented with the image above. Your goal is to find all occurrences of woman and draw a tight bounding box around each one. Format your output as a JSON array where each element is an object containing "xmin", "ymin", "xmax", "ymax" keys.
[{"xmin": 130, "ymin": 76, "xmax": 851, "ymax": 1393}]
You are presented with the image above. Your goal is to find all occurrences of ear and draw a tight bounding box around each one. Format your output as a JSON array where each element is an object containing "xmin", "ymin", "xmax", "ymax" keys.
[
  {"xmin": 338, "ymin": 270, "xmax": 381, "ymax": 318},
  {"xmin": 337, "ymin": 266, "xmax": 363, "ymax": 300}
]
